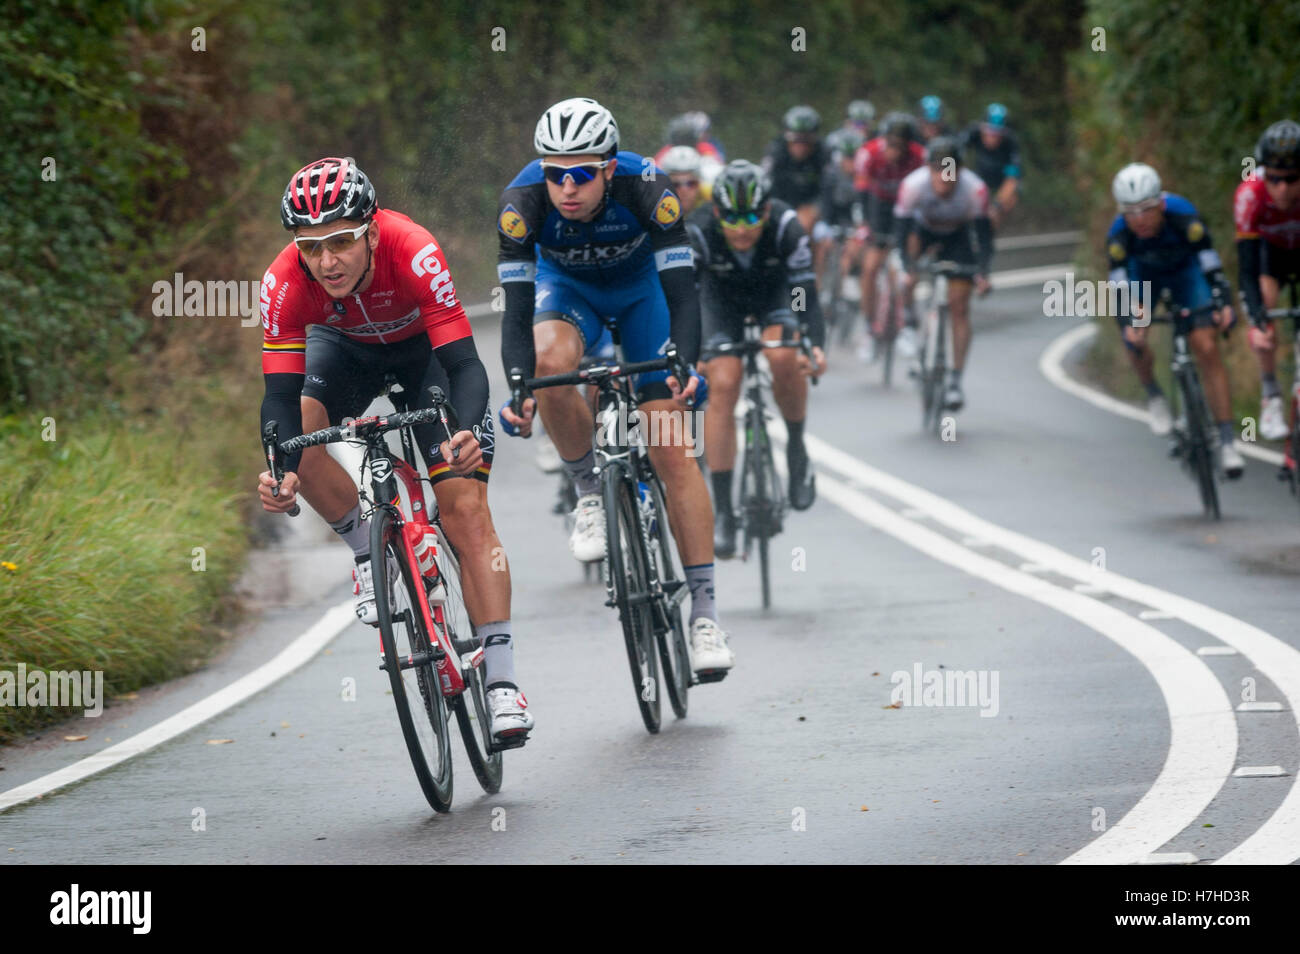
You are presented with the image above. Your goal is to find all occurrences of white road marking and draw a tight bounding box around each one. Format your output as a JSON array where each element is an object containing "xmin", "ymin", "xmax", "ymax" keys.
[
  {"xmin": 1139, "ymin": 852, "xmax": 1199, "ymax": 865},
  {"xmin": 995, "ymin": 230, "xmax": 1082, "ymax": 251},
  {"xmin": 772, "ymin": 422, "xmax": 1300, "ymax": 865},
  {"xmin": 1237, "ymin": 701, "xmax": 1285, "ymax": 712},
  {"xmin": 0, "ymin": 601, "xmax": 356, "ymax": 814},
  {"xmin": 991, "ymin": 263, "xmax": 1073, "ymax": 291},
  {"xmin": 1039, "ymin": 321, "xmax": 1285, "ymax": 466},
  {"xmin": 1232, "ymin": 766, "xmax": 1287, "ymax": 778},
  {"xmin": 1197, "ymin": 646, "xmax": 1239, "ymax": 656},
  {"xmin": 1140, "ymin": 609, "xmax": 1176, "ymax": 620}
]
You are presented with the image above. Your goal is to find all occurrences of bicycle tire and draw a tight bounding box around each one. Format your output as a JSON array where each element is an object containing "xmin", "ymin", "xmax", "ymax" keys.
[
  {"xmin": 644, "ymin": 471, "xmax": 690, "ymax": 718},
  {"xmin": 436, "ymin": 524, "xmax": 503, "ymax": 794},
  {"xmin": 602, "ymin": 465, "xmax": 661, "ymax": 733},
  {"xmin": 740, "ymin": 402, "xmax": 778, "ymax": 609},
  {"xmin": 878, "ymin": 268, "xmax": 897, "ymax": 388},
  {"xmin": 371, "ymin": 507, "xmax": 454, "ymax": 812},
  {"xmin": 1179, "ymin": 369, "xmax": 1221, "ymax": 519}
]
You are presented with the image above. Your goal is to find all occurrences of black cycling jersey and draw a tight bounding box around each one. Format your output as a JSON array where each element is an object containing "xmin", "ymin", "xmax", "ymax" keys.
[
  {"xmin": 685, "ymin": 200, "xmax": 825, "ymax": 348},
  {"xmin": 820, "ymin": 160, "xmax": 857, "ymax": 228},
  {"xmin": 961, "ymin": 126, "xmax": 1022, "ymax": 193},
  {"xmin": 762, "ymin": 139, "xmax": 830, "ymax": 208}
]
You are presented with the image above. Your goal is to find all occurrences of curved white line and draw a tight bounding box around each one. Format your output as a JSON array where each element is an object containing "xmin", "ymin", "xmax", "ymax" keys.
[{"xmin": 0, "ymin": 602, "xmax": 356, "ymax": 813}]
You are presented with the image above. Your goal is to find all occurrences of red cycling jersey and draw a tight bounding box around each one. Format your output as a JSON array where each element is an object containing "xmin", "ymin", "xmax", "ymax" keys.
[
  {"xmin": 853, "ymin": 138, "xmax": 926, "ymax": 200},
  {"xmin": 1233, "ymin": 176, "xmax": 1300, "ymax": 250},
  {"xmin": 260, "ymin": 208, "xmax": 470, "ymax": 375}
]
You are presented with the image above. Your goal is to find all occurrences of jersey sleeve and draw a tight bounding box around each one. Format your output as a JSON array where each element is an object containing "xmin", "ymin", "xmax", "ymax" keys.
[
  {"xmin": 776, "ymin": 206, "xmax": 825, "ymax": 347},
  {"xmin": 893, "ymin": 170, "xmax": 919, "ymax": 219},
  {"xmin": 394, "ymin": 222, "xmax": 472, "ymax": 349},
  {"xmin": 260, "ymin": 246, "xmax": 308, "ymax": 376},
  {"xmin": 627, "ymin": 167, "xmax": 694, "ymax": 263},
  {"xmin": 1233, "ymin": 180, "xmax": 1262, "ymax": 239}
]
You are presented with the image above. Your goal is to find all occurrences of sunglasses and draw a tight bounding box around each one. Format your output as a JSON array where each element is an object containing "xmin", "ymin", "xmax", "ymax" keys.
[
  {"xmin": 1265, "ymin": 172, "xmax": 1300, "ymax": 185},
  {"xmin": 540, "ymin": 160, "xmax": 610, "ymax": 185},
  {"xmin": 1120, "ymin": 200, "xmax": 1162, "ymax": 215},
  {"xmin": 294, "ymin": 222, "xmax": 369, "ymax": 258},
  {"xmin": 720, "ymin": 210, "xmax": 766, "ymax": 228},
  {"xmin": 671, "ymin": 178, "xmax": 701, "ymax": 190}
]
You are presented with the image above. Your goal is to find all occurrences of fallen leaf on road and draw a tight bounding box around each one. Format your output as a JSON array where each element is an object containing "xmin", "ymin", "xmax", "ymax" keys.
[
  {"xmin": 860, "ymin": 806, "xmax": 869, "ymax": 812},
  {"xmin": 206, "ymin": 739, "xmax": 234, "ymax": 745},
  {"xmin": 883, "ymin": 702, "xmax": 901, "ymax": 709},
  {"xmin": 63, "ymin": 735, "xmax": 87, "ymax": 742}
]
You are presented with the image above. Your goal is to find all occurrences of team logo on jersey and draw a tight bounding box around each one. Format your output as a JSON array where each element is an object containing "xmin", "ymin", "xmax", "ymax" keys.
[
  {"xmin": 1187, "ymin": 220, "xmax": 1205, "ymax": 242},
  {"xmin": 1108, "ymin": 241, "xmax": 1126, "ymax": 262},
  {"xmin": 499, "ymin": 204, "xmax": 529, "ymax": 243},
  {"xmin": 654, "ymin": 190, "xmax": 681, "ymax": 228}
]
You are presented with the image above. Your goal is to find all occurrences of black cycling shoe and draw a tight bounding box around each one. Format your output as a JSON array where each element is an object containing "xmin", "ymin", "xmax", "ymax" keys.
[
  {"xmin": 788, "ymin": 456, "xmax": 817, "ymax": 511},
  {"xmin": 713, "ymin": 507, "xmax": 738, "ymax": 559}
]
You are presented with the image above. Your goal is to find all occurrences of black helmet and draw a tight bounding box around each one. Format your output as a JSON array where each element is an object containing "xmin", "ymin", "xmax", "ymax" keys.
[
  {"xmin": 925, "ymin": 135, "xmax": 962, "ymax": 169},
  {"xmin": 713, "ymin": 159, "xmax": 771, "ymax": 216},
  {"xmin": 1257, "ymin": 120, "xmax": 1300, "ymax": 171},
  {"xmin": 281, "ymin": 157, "xmax": 377, "ymax": 229},
  {"xmin": 880, "ymin": 111, "xmax": 916, "ymax": 142},
  {"xmin": 783, "ymin": 105, "xmax": 821, "ymax": 135}
]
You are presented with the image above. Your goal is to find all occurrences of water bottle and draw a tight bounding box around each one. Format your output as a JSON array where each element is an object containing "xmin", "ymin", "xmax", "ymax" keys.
[{"xmin": 637, "ymin": 481, "xmax": 657, "ymax": 537}]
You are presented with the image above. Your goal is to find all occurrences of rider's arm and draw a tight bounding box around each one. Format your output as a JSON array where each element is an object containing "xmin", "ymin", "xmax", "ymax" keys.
[
  {"xmin": 1236, "ymin": 237, "xmax": 1267, "ymax": 325},
  {"xmin": 637, "ymin": 172, "xmax": 702, "ymax": 366},
  {"xmin": 777, "ymin": 207, "xmax": 825, "ymax": 348},
  {"xmin": 258, "ymin": 257, "xmax": 308, "ymax": 473},
  {"xmin": 974, "ymin": 215, "xmax": 994, "ymax": 275},
  {"xmin": 495, "ymin": 180, "xmax": 543, "ymax": 378},
  {"xmin": 893, "ymin": 176, "xmax": 918, "ymax": 270},
  {"xmin": 1105, "ymin": 218, "xmax": 1136, "ymax": 325},
  {"xmin": 261, "ymin": 372, "xmax": 305, "ymax": 475},
  {"xmin": 432, "ymin": 336, "xmax": 489, "ymax": 433},
  {"xmin": 1185, "ymin": 215, "xmax": 1231, "ymax": 305}
]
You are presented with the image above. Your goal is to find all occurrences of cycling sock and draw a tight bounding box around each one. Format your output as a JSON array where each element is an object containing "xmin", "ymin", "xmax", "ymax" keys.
[
  {"xmin": 785, "ymin": 422, "xmax": 808, "ymax": 475},
  {"xmin": 1262, "ymin": 373, "xmax": 1281, "ymax": 400},
  {"xmin": 329, "ymin": 503, "xmax": 370, "ymax": 561},
  {"xmin": 478, "ymin": 620, "xmax": 516, "ymax": 689},
  {"xmin": 1218, "ymin": 421, "xmax": 1235, "ymax": 446},
  {"xmin": 1144, "ymin": 380, "xmax": 1164, "ymax": 399},
  {"xmin": 711, "ymin": 470, "xmax": 733, "ymax": 513},
  {"xmin": 684, "ymin": 563, "xmax": 717, "ymax": 625},
  {"xmin": 947, "ymin": 367, "xmax": 963, "ymax": 384},
  {"xmin": 562, "ymin": 448, "xmax": 601, "ymax": 497}
]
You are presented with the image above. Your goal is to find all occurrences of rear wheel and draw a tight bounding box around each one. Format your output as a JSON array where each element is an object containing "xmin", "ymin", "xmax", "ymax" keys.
[
  {"xmin": 603, "ymin": 466, "xmax": 661, "ymax": 734},
  {"xmin": 371, "ymin": 507, "xmax": 454, "ymax": 812},
  {"xmin": 877, "ymin": 268, "xmax": 897, "ymax": 387}
]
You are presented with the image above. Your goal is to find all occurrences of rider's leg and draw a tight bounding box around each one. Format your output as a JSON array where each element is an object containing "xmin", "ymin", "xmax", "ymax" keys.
[
  {"xmin": 532, "ymin": 318, "xmax": 597, "ymax": 494},
  {"xmin": 703, "ymin": 354, "xmax": 742, "ymax": 494},
  {"xmin": 948, "ymin": 278, "xmax": 974, "ymax": 372},
  {"xmin": 645, "ymin": 406, "xmax": 716, "ymax": 621},
  {"xmin": 1188, "ymin": 325, "xmax": 1233, "ymax": 428}
]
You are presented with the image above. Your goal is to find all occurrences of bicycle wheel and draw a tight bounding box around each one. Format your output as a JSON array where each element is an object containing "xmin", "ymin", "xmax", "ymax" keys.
[
  {"xmin": 877, "ymin": 269, "xmax": 897, "ymax": 387},
  {"xmin": 644, "ymin": 471, "xmax": 690, "ymax": 718},
  {"xmin": 1179, "ymin": 370, "xmax": 1221, "ymax": 519},
  {"xmin": 371, "ymin": 507, "xmax": 454, "ymax": 812},
  {"xmin": 435, "ymin": 524, "xmax": 503, "ymax": 794},
  {"xmin": 929, "ymin": 306, "xmax": 950, "ymax": 436},
  {"xmin": 919, "ymin": 306, "xmax": 941, "ymax": 432},
  {"xmin": 740, "ymin": 404, "xmax": 777, "ymax": 609},
  {"xmin": 602, "ymin": 465, "xmax": 661, "ymax": 733}
]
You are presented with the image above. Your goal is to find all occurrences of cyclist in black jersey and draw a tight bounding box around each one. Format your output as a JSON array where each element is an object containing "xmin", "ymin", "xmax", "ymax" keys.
[
  {"xmin": 961, "ymin": 103, "xmax": 1021, "ymax": 228},
  {"xmin": 686, "ymin": 160, "xmax": 828, "ymax": 557},
  {"xmin": 917, "ymin": 95, "xmax": 950, "ymax": 141},
  {"xmin": 762, "ymin": 105, "xmax": 829, "ymax": 240}
]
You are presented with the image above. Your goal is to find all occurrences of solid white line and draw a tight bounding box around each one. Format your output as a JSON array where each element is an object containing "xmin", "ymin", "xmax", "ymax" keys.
[
  {"xmin": 1039, "ymin": 321, "xmax": 1286, "ymax": 467},
  {"xmin": 1197, "ymin": 646, "xmax": 1238, "ymax": 656},
  {"xmin": 1139, "ymin": 852, "xmax": 1198, "ymax": 865},
  {"xmin": 1237, "ymin": 701, "xmax": 1285, "ymax": 712},
  {"xmin": 991, "ymin": 263, "xmax": 1073, "ymax": 290},
  {"xmin": 782, "ymin": 425, "xmax": 1300, "ymax": 864},
  {"xmin": 0, "ymin": 601, "xmax": 356, "ymax": 813},
  {"xmin": 1232, "ymin": 766, "xmax": 1286, "ymax": 778},
  {"xmin": 810, "ymin": 469, "xmax": 1237, "ymax": 865},
  {"xmin": 996, "ymin": 230, "xmax": 1083, "ymax": 251}
]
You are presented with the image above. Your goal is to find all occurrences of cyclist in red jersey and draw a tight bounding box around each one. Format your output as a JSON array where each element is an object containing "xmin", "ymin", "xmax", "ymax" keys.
[
  {"xmin": 852, "ymin": 113, "xmax": 926, "ymax": 357},
  {"xmin": 255, "ymin": 157, "xmax": 533, "ymax": 744},
  {"xmin": 1237, "ymin": 120, "xmax": 1300, "ymax": 442}
]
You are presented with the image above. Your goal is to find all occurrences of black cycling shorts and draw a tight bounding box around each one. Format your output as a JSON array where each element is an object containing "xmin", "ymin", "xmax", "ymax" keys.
[
  {"xmin": 916, "ymin": 226, "xmax": 980, "ymax": 270},
  {"xmin": 699, "ymin": 283, "xmax": 802, "ymax": 359},
  {"xmin": 866, "ymin": 194, "xmax": 898, "ymax": 248},
  {"xmin": 301, "ymin": 324, "xmax": 494, "ymax": 484}
]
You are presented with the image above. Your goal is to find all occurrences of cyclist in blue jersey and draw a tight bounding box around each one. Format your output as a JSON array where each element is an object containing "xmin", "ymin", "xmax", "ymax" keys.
[
  {"xmin": 496, "ymin": 97, "xmax": 734, "ymax": 679},
  {"xmin": 1107, "ymin": 162, "xmax": 1244, "ymax": 477}
]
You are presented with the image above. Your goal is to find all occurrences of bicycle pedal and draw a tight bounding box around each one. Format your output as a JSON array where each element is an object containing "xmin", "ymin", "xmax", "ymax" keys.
[
  {"xmin": 695, "ymin": 669, "xmax": 729, "ymax": 684},
  {"xmin": 490, "ymin": 732, "xmax": 530, "ymax": 753}
]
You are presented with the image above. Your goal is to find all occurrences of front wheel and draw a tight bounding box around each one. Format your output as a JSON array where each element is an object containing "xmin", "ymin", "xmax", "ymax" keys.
[
  {"xmin": 371, "ymin": 507, "xmax": 454, "ymax": 812},
  {"xmin": 1179, "ymin": 370, "xmax": 1221, "ymax": 520},
  {"xmin": 644, "ymin": 470, "xmax": 690, "ymax": 719},
  {"xmin": 603, "ymin": 466, "xmax": 661, "ymax": 734}
]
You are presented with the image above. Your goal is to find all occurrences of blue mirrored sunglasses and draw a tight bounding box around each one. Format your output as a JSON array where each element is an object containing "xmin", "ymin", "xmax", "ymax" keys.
[{"xmin": 540, "ymin": 160, "xmax": 610, "ymax": 185}]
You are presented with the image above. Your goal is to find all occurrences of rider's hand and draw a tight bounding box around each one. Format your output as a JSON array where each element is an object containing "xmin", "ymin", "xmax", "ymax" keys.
[
  {"xmin": 1123, "ymin": 323, "xmax": 1148, "ymax": 349},
  {"xmin": 257, "ymin": 470, "xmax": 300, "ymax": 513},
  {"xmin": 440, "ymin": 429, "xmax": 483, "ymax": 477},
  {"xmin": 500, "ymin": 396, "xmax": 536, "ymax": 438},
  {"xmin": 667, "ymin": 373, "xmax": 699, "ymax": 408},
  {"xmin": 798, "ymin": 346, "xmax": 828, "ymax": 378},
  {"xmin": 1248, "ymin": 322, "xmax": 1276, "ymax": 353},
  {"xmin": 973, "ymin": 274, "xmax": 992, "ymax": 297},
  {"xmin": 1213, "ymin": 304, "xmax": 1236, "ymax": 333}
]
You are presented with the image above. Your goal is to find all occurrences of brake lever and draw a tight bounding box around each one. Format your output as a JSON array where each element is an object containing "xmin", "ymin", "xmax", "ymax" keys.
[{"xmin": 262, "ymin": 421, "xmax": 300, "ymax": 518}]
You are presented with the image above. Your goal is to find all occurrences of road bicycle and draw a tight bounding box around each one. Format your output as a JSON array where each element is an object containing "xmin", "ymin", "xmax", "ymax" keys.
[
  {"xmin": 266, "ymin": 380, "xmax": 510, "ymax": 813},
  {"xmin": 913, "ymin": 258, "xmax": 979, "ymax": 436},
  {"xmin": 705, "ymin": 322, "xmax": 817, "ymax": 609},
  {"xmin": 508, "ymin": 344, "xmax": 694, "ymax": 734},
  {"xmin": 1265, "ymin": 279, "xmax": 1300, "ymax": 509},
  {"xmin": 1147, "ymin": 293, "xmax": 1227, "ymax": 520}
]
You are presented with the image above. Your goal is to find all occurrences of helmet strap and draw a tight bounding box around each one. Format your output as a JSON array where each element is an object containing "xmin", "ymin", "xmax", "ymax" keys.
[{"xmin": 344, "ymin": 231, "xmax": 374, "ymax": 297}]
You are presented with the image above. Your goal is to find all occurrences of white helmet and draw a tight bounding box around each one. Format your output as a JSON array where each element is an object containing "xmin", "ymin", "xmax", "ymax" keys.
[
  {"xmin": 1111, "ymin": 162, "xmax": 1162, "ymax": 208},
  {"xmin": 659, "ymin": 145, "xmax": 701, "ymax": 175},
  {"xmin": 534, "ymin": 97, "xmax": 619, "ymax": 156}
]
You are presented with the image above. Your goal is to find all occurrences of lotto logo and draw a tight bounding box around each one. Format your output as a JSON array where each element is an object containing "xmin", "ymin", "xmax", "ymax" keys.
[{"xmin": 410, "ymin": 242, "xmax": 457, "ymax": 306}]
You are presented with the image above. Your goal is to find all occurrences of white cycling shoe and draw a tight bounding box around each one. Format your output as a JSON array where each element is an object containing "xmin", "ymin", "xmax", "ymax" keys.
[
  {"xmin": 569, "ymin": 493, "xmax": 607, "ymax": 562},
  {"xmin": 1261, "ymin": 395, "xmax": 1288, "ymax": 441},
  {"xmin": 535, "ymin": 439, "xmax": 564, "ymax": 474},
  {"xmin": 895, "ymin": 326, "xmax": 920, "ymax": 359},
  {"xmin": 690, "ymin": 618, "xmax": 734, "ymax": 681},
  {"xmin": 486, "ymin": 686, "xmax": 534, "ymax": 745},
  {"xmin": 353, "ymin": 560, "xmax": 378, "ymax": 626},
  {"xmin": 1147, "ymin": 395, "xmax": 1173, "ymax": 437}
]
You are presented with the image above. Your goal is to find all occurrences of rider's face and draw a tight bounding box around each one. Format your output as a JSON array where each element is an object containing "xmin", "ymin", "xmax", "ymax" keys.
[
  {"xmin": 1264, "ymin": 165, "xmax": 1300, "ymax": 210},
  {"xmin": 295, "ymin": 219, "xmax": 378, "ymax": 298},
  {"xmin": 544, "ymin": 154, "xmax": 616, "ymax": 222},
  {"xmin": 1123, "ymin": 204, "xmax": 1164, "ymax": 239}
]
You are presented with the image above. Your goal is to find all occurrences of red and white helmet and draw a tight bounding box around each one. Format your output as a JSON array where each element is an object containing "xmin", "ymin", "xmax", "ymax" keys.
[{"xmin": 280, "ymin": 157, "xmax": 377, "ymax": 229}]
